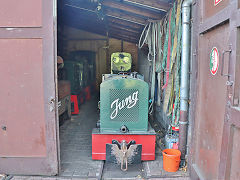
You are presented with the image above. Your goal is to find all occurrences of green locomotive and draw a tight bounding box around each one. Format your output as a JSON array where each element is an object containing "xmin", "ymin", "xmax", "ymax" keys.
[{"xmin": 92, "ymin": 52, "xmax": 156, "ymax": 171}]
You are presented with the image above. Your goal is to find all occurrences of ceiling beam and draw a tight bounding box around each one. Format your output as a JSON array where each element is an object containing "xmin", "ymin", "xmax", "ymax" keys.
[
  {"xmin": 64, "ymin": 3, "xmax": 147, "ymax": 25},
  {"xmin": 123, "ymin": 0, "xmax": 172, "ymax": 12},
  {"xmin": 109, "ymin": 33, "xmax": 138, "ymax": 43},
  {"xmin": 64, "ymin": 0, "xmax": 97, "ymax": 10},
  {"xmin": 108, "ymin": 29, "xmax": 140, "ymax": 40},
  {"xmin": 108, "ymin": 28, "xmax": 139, "ymax": 38},
  {"xmin": 104, "ymin": 8, "xmax": 147, "ymax": 25},
  {"xmin": 102, "ymin": 0, "xmax": 163, "ymax": 20},
  {"xmin": 63, "ymin": 6, "xmax": 105, "ymax": 23},
  {"xmin": 63, "ymin": 18, "xmax": 107, "ymax": 36},
  {"xmin": 107, "ymin": 17, "xmax": 144, "ymax": 29},
  {"xmin": 108, "ymin": 24, "xmax": 140, "ymax": 34}
]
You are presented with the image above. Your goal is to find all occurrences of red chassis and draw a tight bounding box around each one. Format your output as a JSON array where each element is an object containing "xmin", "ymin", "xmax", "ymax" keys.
[{"xmin": 92, "ymin": 128, "xmax": 156, "ymax": 161}]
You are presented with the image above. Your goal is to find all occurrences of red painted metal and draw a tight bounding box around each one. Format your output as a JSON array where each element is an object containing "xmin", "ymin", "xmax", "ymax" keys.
[
  {"xmin": 189, "ymin": 0, "xmax": 240, "ymax": 179},
  {"xmin": 0, "ymin": 0, "xmax": 42, "ymax": 27},
  {"xmin": 92, "ymin": 134, "xmax": 156, "ymax": 160},
  {"xmin": 218, "ymin": 2, "xmax": 240, "ymax": 179},
  {"xmin": 0, "ymin": 39, "xmax": 46, "ymax": 157},
  {"xmin": 71, "ymin": 95, "xmax": 79, "ymax": 114},
  {"xmin": 0, "ymin": 0, "xmax": 58, "ymax": 175},
  {"xmin": 193, "ymin": 22, "xmax": 229, "ymax": 180},
  {"xmin": 203, "ymin": 0, "xmax": 229, "ymax": 20}
]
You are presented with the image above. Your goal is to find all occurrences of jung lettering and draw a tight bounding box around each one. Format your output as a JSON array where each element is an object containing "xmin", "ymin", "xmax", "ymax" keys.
[{"xmin": 110, "ymin": 91, "xmax": 139, "ymax": 119}]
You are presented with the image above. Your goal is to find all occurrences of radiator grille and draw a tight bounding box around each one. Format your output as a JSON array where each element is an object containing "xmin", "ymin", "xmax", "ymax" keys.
[{"xmin": 109, "ymin": 89, "xmax": 139, "ymax": 122}]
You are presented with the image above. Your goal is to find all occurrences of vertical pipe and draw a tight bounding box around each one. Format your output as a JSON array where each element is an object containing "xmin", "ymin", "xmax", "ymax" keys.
[{"xmin": 179, "ymin": 0, "xmax": 192, "ymax": 160}]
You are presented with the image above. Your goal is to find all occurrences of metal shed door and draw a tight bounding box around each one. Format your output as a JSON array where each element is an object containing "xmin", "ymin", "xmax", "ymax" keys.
[
  {"xmin": 218, "ymin": 2, "xmax": 240, "ymax": 179},
  {"xmin": 191, "ymin": 0, "xmax": 240, "ymax": 179},
  {"xmin": 0, "ymin": 0, "xmax": 58, "ymax": 175}
]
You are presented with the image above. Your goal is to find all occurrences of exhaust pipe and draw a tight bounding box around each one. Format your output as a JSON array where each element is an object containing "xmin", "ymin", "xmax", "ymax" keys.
[{"xmin": 179, "ymin": 0, "xmax": 193, "ymax": 160}]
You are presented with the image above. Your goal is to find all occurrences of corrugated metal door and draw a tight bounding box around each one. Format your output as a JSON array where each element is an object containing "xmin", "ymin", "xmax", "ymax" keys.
[
  {"xmin": 0, "ymin": 0, "xmax": 58, "ymax": 175},
  {"xmin": 190, "ymin": 0, "xmax": 240, "ymax": 179}
]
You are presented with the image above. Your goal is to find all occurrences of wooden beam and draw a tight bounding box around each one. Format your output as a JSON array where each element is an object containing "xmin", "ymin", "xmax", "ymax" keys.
[
  {"xmin": 63, "ymin": 18, "xmax": 107, "ymax": 36},
  {"xmin": 124, "ymin": 0, "xmax": 172, "ymax": 12},
  {"xmin": 109, "ymin": 33, "xmax": 138, "ymax": 43},
  {"xmin": 108, "ymin": 32, "xmax": 139, "ymax": 42},
  {"xmin": 108, "ymin": 23, "xmax": 140, "ymax": 34},
  {"xmin": 64, "ymin": 3, "xmax": 147, "ymax": 25},
  {"xmin": 109, "ymin": 30, "xmax": 139, "ymax": 39},
  {"xmin": 66, "ymin": 38, "xmax": 107, "ymax": 41},
  {"xmin": 102, "ymin": 0, "xmax": 163, "ymax": 20},
  {"xmin": 108, "ymin": 20, "xmax": 143, "ymax": 32},
  {"xmin": 64, "ymin": 1, "xmax": 97, "ymax": 11},
  {"xmin": 104, "ymin": 8, "xmax": 147, "ymax": 25},
  {"xmin": 108, "ymin": 27, "xmax": 140, "ymax": 36},
  {"xmin": 107, "ymin": 17, "xmax": 144, "ymax": 29}
]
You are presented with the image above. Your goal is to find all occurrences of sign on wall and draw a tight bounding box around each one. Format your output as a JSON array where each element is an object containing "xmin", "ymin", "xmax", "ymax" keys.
[
  {"xmin": 214, "ymin": 0, "xmax": 223, "ymax": 6},
  {"xmin": 210, "ymin": 47, "xmax": 219, "ymax": 75}
]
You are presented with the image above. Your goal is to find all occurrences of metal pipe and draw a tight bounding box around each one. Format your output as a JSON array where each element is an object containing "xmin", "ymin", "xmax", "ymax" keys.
[{"xmin": 179, "ymin": 0, "xmax": 192, "ymax": 160}]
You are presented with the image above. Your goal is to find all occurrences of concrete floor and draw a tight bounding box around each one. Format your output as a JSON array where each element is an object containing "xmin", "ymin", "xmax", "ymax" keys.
[
  {"xmin": 59, "ymin": 97, "xmax": 188, "ymax": 179},
  {"xmin": 59, "ymin": 98, "xmax": 103, "ymax": 179},
  {"xmin": 9, "ymin": 97, "xmax": 189, "ymax": 180},
  {"xmin": 11, "ymin": 176, "xmax": 190, "ymax": 180}
]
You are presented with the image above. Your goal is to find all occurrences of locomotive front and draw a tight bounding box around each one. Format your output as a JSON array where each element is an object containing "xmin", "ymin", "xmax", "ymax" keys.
[{"xmin": 92, "ymin": 52, "xmax": 156, "ymax": 171}]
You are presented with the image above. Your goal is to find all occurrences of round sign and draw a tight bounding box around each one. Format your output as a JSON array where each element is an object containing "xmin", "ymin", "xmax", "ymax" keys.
[{"xmin": 210, "ymin": 47, "xmax": 219, "ymax": 75}]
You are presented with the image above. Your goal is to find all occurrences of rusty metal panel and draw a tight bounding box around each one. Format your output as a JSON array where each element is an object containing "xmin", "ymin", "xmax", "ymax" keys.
[
  {"xmin": 0, "ymin": 0, "xmax": 42, "ymax": 27},
  {"xmin": 194, "ymin": 23, "xmax": 229, "ymax": 180},
  {"xmin": 203, "ymin": 0, "xmax": 229, "ymax": 20},
  {"xmin": 0, "ymin": 39, "xmax": 46, "ymax": 157},
  {"xmin": 229, "ymin": 126, "xmax": 240, "ymax": 179}
]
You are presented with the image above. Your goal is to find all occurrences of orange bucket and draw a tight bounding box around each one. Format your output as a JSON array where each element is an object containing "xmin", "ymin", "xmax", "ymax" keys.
[{"xmin": 162, "ymin": 149, "xmax": 181, "ymax": 172}]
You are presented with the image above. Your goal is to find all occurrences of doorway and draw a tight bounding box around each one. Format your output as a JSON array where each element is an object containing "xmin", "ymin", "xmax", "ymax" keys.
[{"xmin": 56, "ymin": 0, "xmax": 187, "ymax": 179}]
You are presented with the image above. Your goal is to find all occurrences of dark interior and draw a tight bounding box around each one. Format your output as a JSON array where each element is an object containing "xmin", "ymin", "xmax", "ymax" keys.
[{"xmin": 56, "ymin": 0, "xmax": 187, "ymax": 179}]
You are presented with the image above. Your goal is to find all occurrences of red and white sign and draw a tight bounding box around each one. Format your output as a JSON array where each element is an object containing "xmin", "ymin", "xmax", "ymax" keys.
[
  {"xmin": 210, "ymin": 47, "xmax": 219, "ymax": 75},
  {"xmin": 214, "ymin": 0, "xmax": 223, "ymax": 6}
]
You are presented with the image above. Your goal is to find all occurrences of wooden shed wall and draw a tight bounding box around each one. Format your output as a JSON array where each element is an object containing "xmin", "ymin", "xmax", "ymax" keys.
[{"xmin": 60, "ymin": 27, "xmax": 138, "ymax": 90}]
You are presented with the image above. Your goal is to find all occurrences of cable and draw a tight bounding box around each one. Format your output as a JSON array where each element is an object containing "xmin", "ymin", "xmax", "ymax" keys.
[{"xmin": 138, "ymin": 23, "xmax": 151, "ymax": 49}]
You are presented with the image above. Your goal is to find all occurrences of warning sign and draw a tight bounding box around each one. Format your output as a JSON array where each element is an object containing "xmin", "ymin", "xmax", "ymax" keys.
[
  {"xmin": 210, "ymin": 47, "xmax": 219, "ymax": 75},
  {"xmin": 214, "ymin": 0, "xmax": 223, "ymax": 6}
]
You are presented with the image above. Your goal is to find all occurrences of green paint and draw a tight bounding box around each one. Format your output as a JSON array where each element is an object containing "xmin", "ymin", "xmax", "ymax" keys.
[{"xmin": 100, "ymin": 76, "xmax": 149, "ymax": 133}]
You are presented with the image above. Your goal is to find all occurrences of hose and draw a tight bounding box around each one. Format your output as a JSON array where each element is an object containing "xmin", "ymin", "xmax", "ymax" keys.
[
  {"xmin": 139, "ymin": 21, "xmax": 160, "ymax": 114},
  {"xmin": 138, "ymin": 23, "xmax": 151, "ymax": 49}
]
